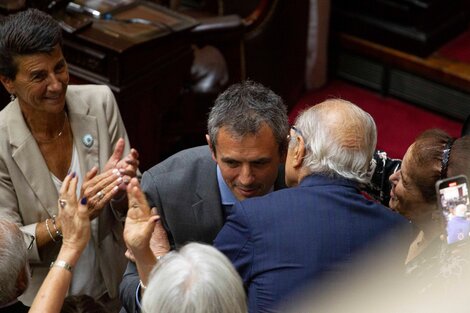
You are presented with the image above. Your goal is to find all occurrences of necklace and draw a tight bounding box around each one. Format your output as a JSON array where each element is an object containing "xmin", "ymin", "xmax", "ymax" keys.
[{"xmin": 33, "ymin": 112, "xmax": 68, "ymax": 144}]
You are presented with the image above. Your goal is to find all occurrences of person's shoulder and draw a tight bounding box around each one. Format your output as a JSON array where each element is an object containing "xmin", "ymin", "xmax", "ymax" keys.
[
  {"xmin": 66, "ymin": 84, "xmax": 113, "ymax": 103},
  {"xmin": 0, "ymin": 102, "xmax": 22, "ymax": 143},
  {"xmin": 144, "ymin": 146, "xmax": 214, "ymax": 177},
  {"xmin": 237, "ymin": 186, "xmax": 295, "ymax": 213},
  {"xmin": 0, "ymin": 100, "xmax": 17, "ymax": 120},
  {"xmin": 67, "ymin": 84, "xmax": 111, "ymax": 94},
  {"xmin": 367, "ymin": 200, "xmax": 409, "ymax": 229}
]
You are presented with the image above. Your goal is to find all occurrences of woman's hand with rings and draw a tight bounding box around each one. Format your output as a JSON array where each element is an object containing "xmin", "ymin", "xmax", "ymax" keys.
[
  {"xmin": 103, "ymin": 138, "xmax": 140, "ymax": 198},
  {"xmin": 57, "ymin": 172, "xmax": 90, "ymax": 253},
  {"xmin": 81, "ymin": 167, "xmax": 123, "ymax": 220}
]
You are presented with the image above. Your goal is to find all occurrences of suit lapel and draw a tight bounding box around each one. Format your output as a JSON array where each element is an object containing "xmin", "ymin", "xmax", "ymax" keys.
[
  {"xmin": 8, "ymin": 101, "xmax": 58, "ymax": 216},
  {"xmin": 66, "ymin": 91, "xmax": 107, "ymax": 241},
  {"xmin": 66, "ymin": 91, "xmax": 100, "ymax": 178},
  {"xmin": 193, "ymin": 161, "xmax": 225, "ymax": 233}
]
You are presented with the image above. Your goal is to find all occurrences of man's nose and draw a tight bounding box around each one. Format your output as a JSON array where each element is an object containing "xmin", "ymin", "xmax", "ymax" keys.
[{"xmin": 238, "ymin": 165, "xmax": 255, "ymax": 186}]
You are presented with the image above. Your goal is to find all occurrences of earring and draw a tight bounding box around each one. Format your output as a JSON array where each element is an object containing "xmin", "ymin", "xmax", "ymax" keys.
[{"xmin": 10, "ymin": 94, "xmax": 16, "ymax": 102}]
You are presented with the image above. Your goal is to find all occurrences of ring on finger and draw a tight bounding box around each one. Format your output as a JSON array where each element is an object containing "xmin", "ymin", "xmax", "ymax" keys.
[
  {"xmin": 97, "ymin": 191, "xmax": 105, "ymax": 200},
  {"xmin": 59, "ymin": 199, "xmax": 67, "ymax": 208}
]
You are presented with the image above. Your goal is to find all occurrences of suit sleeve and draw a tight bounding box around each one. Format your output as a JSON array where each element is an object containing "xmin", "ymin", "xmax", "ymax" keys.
[
  {"xmin": 214, "ymin": 201, "xmax": 253, "ymax": 286},
  {"xmin": 0, "ymin": 156, "xmax": 40, "ymax": 261},
  {"xmin": 119, "ymin": 261, "xmax": 141, "ymax": 313},
  {"xmin": 103, "ymin": 85, "xmax": 130, "ymax": 152},
  {"xmin": 141, "ymin": 170, "xmax": 175, "ymax": 248}
]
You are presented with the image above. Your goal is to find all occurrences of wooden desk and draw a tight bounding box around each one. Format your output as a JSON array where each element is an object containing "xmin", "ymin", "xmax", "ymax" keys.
[{"xmin": 62, "ymin": 2, "xmax": 197, "ymax": 170}]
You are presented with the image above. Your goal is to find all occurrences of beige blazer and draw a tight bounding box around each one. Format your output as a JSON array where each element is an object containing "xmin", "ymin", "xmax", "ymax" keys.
[{"xmin": 0, "ymin": 85, "xmax": 129, "ymax": 303}]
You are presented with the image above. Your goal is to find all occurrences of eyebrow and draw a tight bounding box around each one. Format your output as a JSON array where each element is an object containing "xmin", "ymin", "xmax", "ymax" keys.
[
  {"xmin": 30, "ymin": 59, "xmax": 66, "ymax": 76},
  {"xmin": 55, "ymin": 59, "xmax": 66, "ymax": 68}
]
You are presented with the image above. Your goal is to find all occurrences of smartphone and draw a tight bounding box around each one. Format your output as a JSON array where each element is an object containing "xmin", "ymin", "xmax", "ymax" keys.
[{"xmin": 436, "ymin": 175, "xmax": 470, "ymax": 244}]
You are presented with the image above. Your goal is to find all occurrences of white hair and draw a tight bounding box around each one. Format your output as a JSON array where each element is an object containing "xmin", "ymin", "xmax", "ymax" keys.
[
  {"xmin": 142, "ymin": 243, "xmax": 247, "ymax": 313},
  {"xmin": 0, "ymin": 220, "xmax": 28, "ymax": 304},
  {"xmin": 293, "ymin": 99, "xmax": 377, "ymax": 183}
]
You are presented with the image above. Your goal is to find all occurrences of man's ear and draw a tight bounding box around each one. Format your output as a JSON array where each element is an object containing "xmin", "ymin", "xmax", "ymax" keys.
[
  {"xmin": 206, "ymin": 134, "xmax": 217, "ymax": 162},
  {"xmin": 0, "ymin": 75, "xmax": 14, "ymax": 95},
  {"xmin": 292, "ymin": 136, "xmax": 306, "ymax": 168}
]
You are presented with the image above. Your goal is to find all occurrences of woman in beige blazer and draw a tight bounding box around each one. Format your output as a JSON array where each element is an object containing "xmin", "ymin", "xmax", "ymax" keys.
[{"xmin": 0, "ymin": 9, "xmax": 139, "ymax": 309}]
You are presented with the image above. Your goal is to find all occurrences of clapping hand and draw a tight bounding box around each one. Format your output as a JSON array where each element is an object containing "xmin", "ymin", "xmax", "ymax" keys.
[
  {"xmin": 57, "ymin": 173, "xmax": 90, "ymax": 253},
  {"xmin": 104, "ymin": 138, "xmax": 140, "ymax": 196},
  {"xmin": 81, "ymin": 167, "xmax": 122, "ymax": 220}
]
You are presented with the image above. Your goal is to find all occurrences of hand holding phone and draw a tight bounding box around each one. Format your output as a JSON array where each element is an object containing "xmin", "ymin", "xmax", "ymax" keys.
[{"xmin": 436, "ymin": 175, "xmax": 470, "ymax": 244}]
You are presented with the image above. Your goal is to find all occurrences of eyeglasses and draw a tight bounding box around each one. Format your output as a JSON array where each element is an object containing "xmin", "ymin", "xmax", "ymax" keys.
[
  {"xmin": 287, "ymin": 125, "xmax": 303, "ymax": 141},
  {"xmin": 25, "ymin": 233, "xmax": 35, "ymax": 250}
]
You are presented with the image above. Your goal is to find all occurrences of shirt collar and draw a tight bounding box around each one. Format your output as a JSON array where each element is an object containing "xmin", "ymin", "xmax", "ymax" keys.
[
  {"xmin": 216, "ymin": 165, "xmax": 237, "ymax": 206},
  {"xmin": 216, "ymin": 166, "xmax": 276, "ymax": 206}
]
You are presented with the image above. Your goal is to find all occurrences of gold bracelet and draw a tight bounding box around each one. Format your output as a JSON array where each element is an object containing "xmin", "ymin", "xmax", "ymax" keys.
[
  {"xmin": 50, "ymin": 260, "xmax": 73, "ymax": 272},
  {"xmin": 45, "ymin": 219, "xmax": 57, "ymax": 242}
]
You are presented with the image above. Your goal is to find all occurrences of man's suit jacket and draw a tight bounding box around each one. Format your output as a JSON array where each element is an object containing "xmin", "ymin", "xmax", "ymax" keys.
[
  {"xmin": 119, "ymin": 145, "xmax": 286, "ymax": 313},
  {"xmin": 214, "ymin": 174, "xmax": 410, "ymax": 313},
  {"xmin": 0, "ymin": 85, "xmax": 130, "ymax": 304}
]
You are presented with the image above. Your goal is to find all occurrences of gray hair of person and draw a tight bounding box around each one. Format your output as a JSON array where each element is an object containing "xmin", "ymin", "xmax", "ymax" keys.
[
  {"xmin": 141, "ymin": 243, "xmax": 247, "ymax": 313},
  {"xmin": 207, "ymin": 80, "xmax": 289, "ymax": 156},
  {"xmin": 0, "ymin": 8, "xmax": 62, "ymax": 80},
  {"xmin": 292, "ymin": 99, "xmax": 377, "ymax": 183},
  {"xmin": 0, "ymin": 220, "xmax": 28, "ymax": 304}
]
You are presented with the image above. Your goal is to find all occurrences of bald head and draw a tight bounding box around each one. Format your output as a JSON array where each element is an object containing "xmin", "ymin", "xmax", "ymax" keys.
[{"xmin": 292, "ymin": 99, "xmax": 377, "ymax": 183}]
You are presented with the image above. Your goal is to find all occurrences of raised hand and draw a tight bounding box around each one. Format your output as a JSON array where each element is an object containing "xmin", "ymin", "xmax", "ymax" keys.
[
  {"xmin": 104, "ymin": 138, "xmax": 140, "ymax": 198},
  {"xmin": 124, "ymin": 178, "xmax": 161, "ymax": 258},
  {"xmin": 124, "ymin": 178, "xmax": 170, "ymax": 287},
  {"xmin": 56, "ymin": 173, "xmax": 90, "ymax": 253},
  {"xmin": 81, "ymin": 167, "xmax": 122, "ymax": 220},
  {"xmin": 124, "ymin": 207, "xmax": 170, "ymax": 262}
]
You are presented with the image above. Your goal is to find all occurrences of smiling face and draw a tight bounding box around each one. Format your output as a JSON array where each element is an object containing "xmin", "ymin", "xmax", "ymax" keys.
[
  {"xmin": 389, "ymin": 144, "xmax": 432, "ymax": 223},
  {"xmin": 209, "ymin": 124, "xmax": 282, "ymax": 201},
  {"xmin": 0, "ymin": 44, "xmax": 69, "ymax": 114}
]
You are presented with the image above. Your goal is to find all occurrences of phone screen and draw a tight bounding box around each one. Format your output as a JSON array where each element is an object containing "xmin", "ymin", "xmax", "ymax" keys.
[{"xmin": 436, "ymin": 175, "xmax": 470, "ymax": 244}]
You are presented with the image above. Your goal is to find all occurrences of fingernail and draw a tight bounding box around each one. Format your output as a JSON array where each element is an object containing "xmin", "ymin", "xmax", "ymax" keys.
[
  {"xmin": 72, "ymin": 172, "xmax": 76, "ymax": 178},
  {"xmin": 117, "ymin": 177, "xmax": 123, "ymax": 183},
  {"xmin": 113, "ymin": 186, "xmax": 119, "ymax": 192},
  {"xmin": 80, "ymin": 197, "xmax": 87, "ymax": 205},
  {"xmin": 112, "ymin": 169, "xmax": 120, "ymax": 175}
]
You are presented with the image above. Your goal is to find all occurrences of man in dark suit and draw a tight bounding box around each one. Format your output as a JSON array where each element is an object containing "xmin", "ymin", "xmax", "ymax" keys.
[
  {"xmin": 119, "ymin": 80, "xmax": 289, "ymax": 313},
  {"xmin": 214, "ymin": 99, "xmax": 411, "ymax": 313}
]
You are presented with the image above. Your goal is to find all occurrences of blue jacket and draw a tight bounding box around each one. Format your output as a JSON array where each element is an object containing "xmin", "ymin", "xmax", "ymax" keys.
[{"xmin": 214, "ymin": 174, "xmax": 410, "ymax": 313}]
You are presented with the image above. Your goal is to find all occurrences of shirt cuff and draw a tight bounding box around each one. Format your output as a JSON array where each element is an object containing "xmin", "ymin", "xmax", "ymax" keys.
[{"xmin": 135, "ymin": 282, "xmax": 142, "ymax": 312}]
